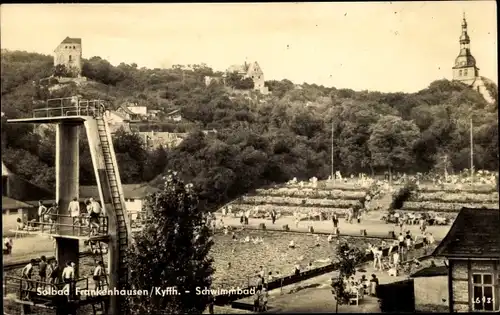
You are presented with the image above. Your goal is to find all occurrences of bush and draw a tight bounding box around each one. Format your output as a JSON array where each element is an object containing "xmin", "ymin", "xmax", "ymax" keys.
[{"xmin": 390, "ymin": 181, "xmax": 418, "ymax": 210}]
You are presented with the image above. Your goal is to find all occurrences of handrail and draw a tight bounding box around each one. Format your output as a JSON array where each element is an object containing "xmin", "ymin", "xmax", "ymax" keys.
[
  {"xmin": 4, "ymin": 275, "xmax": 92, "ymax": 300},
  {"xmin": 32, "ymin": 98, "xmax": 105, "ymax": 119},
  {"xmin": 21, "ymin": 215, "xmax": 109, "ymax": 237}
]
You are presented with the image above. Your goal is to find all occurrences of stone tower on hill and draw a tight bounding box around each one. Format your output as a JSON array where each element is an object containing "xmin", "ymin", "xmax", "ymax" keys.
[
  {"xmin": 54, "ymin": 36, "xmax": 83, "ymax": 77},
  {"xmin": 452, "ymin": 14, "xmax": 495, "ymax": 104}
]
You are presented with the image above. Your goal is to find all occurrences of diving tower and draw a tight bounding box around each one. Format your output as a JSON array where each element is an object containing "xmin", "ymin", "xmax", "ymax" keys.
[{"xmin": 5, "ymin": 97, "xmax": 131, "ymax": 315}]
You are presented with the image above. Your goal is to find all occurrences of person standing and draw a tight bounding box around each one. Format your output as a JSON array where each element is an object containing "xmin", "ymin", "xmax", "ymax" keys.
[
  {"xmin": 62, "ymin": 262, "xmax": 75, "ymax": 298},
  {"xmin": 39, "ymin": 256, "xmax": 48, "ymax": 284},
  {"xmin": 22, "ymin": 259, "xmax": 35, "ymax": 294},
  {"xmin": 48, "ymin": 259, "xmax": 61, "ymax": 285},
  {"xmin": 93, "ymin": 261, "xmax": 104, "ymax": 290},
  {"xmin": 88, "ymin": 198, "xmax": 102, "ymax": 235},
  {"xmin": 208, "ymin": 294, "xmax": 215, "ymax": 314},
  {"xmin": 392, "ymin": 251, "xmax": 400, "ymax": 269},
  {"xmin": 253, "ymin": 290, "xmax": 261, "ymax": 312},
  {"xmin": 37, "ymin": 201, "xmax": 47, "ymax": 227},
  {"xmin": 260, "ymin": 287, "xmax": 269, "ymax": 312},
  {"xmin": 68, "ymin": 197, "xmax": 80, "ymax": 225},
  {"xmin": 332, "ymin": 213, "xmax": 338, "ymax": 229}
]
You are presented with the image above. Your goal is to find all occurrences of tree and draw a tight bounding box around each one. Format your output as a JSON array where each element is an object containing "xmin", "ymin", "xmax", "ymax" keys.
[
  {"xmin": 368, "ymin": 116, "xmax": 420, "ymax": 182},
  {"xmin": 127, "ymin": 171, "xmax": 214, "ymax": 314},
  {"xmin": 330, "ymin": 242, "xmax": 364, "ymax": 313},
  {"xmin": 53, "ymin": 64, "xmax": 71, "ymax": 78}
]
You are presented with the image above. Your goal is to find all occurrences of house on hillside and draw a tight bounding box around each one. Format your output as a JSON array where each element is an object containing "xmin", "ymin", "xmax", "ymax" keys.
[
  {"xmin": 116, "ymin": 105, "xmax": 142, "ymax": 121},
  {"xmin": 54, "ymin": 36, "xmax": 83, "ymax": 77},
  {"xmin": 147, "ymin": 109, "xmax": 163, "ymax": 119},
  {"xmin": 125, "ymin": 103, "xmax": 148, "ymax": 117},
  {"xmin": 410, "ymin": 265, "xmax": 449, "ymax": 312},
  {"xmin": 164, "ymin": 109, "xmax": 182, "ymax": 122},
  {"xmin": 139, "ymin": 131, "xmax": 187, "ymax": 149},
  {"xmin": 80, "ymin": 184, "xmax": 159, "ymax": 214},
  {"xmin": 104, "ymin": 110, "xmax": 131, "ymax": 133},
  {"xmin": 226, "ymin": 61, "xmax": 269, "ymax": 94},
  {"xmin": 432, "ymin": 207, "xmax": 500, "ymax": 312}
]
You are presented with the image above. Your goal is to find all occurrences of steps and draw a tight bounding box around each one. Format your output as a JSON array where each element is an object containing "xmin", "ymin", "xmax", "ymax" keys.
[
  {"xmin": 89, "ymin": 240, "xmax": 109, "ymax": 288},
  {"xmin": 95, "ymin": 115, "xmax": 129, "ymax": 312}
]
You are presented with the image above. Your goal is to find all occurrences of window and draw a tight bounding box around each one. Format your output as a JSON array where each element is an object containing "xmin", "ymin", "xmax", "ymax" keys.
[
  {"xmin": 73, "ymin": 46, "xmax": 76, "ymax": 49},
  {"xmin": 464, "ymin": 69, "xmax": 468, "ymax": 76},
  {"xmin": 459, "ymin": 70, "xmax": 463, "ymax": 76},
  {"xmin": 472, "ymin": 273, "xmax": 495, "ymax": 311},
  {"xmin": 69, "ymin": 55, "xmax": 72, "ymax": 62}
]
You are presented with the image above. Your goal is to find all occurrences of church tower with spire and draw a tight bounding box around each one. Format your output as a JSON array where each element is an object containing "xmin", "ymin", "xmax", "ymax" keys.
[
  {"xmin": 452, "ymin": 13, "xmax": 479, "ymax": 84},
  {"xmin": 452, "ymin": 13, "xmax": 495, "ymax": 104}
]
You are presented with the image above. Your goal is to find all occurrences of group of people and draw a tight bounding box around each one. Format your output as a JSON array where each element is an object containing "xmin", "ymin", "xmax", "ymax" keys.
[
  {"xmin": 37, "ymin": 201, "xmax": 59, "ymax": 231},
  {"xmin": 16, "ymin": 197, "xmax": 105, "ymax": 236},
  {"xmin": 21, "ymin": 257, "xmax": 68, "ymax": 296},
  {"xmin": 70, "ymin": 197, "xmax": 105, "ymax": 235},
  {"xmin": 20, "ymin": 256, "xmax": 106, "ymax": 299}
]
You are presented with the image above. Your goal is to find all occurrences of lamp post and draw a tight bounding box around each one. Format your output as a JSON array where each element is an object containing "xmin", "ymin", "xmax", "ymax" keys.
[
  {"xmin": 470, "ymin": 118, "xmax": 474, "ymax": 183},
  {"xmin": 331, "ymin": 118, "xmax": 334, "ymax": 181}
]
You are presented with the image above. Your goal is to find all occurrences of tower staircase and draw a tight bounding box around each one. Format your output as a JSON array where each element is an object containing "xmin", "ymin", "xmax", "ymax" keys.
[
  {"xmin": 89, "ymin": 240, "xmax": 109, "ymax": 289},
  {"xmin": 95, "ymin": 114, "xmax": 130, "ymax": 312}
]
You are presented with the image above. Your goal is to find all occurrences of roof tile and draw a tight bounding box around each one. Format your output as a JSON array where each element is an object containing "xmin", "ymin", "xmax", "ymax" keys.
[{"xmin": 432, "ymin": 208, "xmax": 500, "ymax": 259}]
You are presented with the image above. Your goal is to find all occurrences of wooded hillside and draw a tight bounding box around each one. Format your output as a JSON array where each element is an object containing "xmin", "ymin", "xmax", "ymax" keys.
[{"xmin": 1, "ymin": 50, "xmax": 498, "ymax": 209}]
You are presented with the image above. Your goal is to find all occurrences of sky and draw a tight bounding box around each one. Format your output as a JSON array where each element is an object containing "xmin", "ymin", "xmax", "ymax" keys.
[{"xmin": 1, "ymin": 2, "xmax": 497, "ymax": 93}]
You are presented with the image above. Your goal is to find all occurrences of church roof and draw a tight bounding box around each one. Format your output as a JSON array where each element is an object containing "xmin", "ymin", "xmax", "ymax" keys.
[
  {"xmin": 60, "ymin": 37, "xmax": 82, "ymax": 45},
  {"xmin": 453, "ymin": 51, "xmax": 476, "ymax": 69}
]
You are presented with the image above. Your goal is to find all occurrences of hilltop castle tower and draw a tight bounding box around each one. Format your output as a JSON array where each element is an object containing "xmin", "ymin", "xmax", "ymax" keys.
[
  {"xmin": 452, "ymin": 14, "xmax": 495, "ymax": 104},
  {"xmin": 54, "ymin": 36, "xmax": 83, "ymax": 77}
]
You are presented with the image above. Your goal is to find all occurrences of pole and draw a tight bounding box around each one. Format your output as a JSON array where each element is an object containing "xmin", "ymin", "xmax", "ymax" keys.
[
  {"xmin": 331, "ymin": 119, "xmax": 334, "ymax": 180},
  {"xmin": 470, "ymin": 118, "xmax": 474, "ymax": 183}
]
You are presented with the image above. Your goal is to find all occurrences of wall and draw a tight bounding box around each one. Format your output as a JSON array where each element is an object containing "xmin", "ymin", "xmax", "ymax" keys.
[
  {"xmin": 125, "ymin": 198, "xmax": 143, "ymax": 213},
  {"xmin": 54, "ymin": 43, "xmax": 82, "ymax": 76},
  {"xmin": 451, "ymin": 259, "xmax": 499, "ymax": 312},
  {"xmin": 452, "ymin": 67, "xmax": 476, "ymax": 85},
  {"xmin": 472, "ymin": 78, "xmax": 495, "ymax": 104},
  {"xmin": 414, "ymin": 276, "xmax": 449, "ymax": 311},
  {"xmin": 451, "ymin": 260, "xmax": 470, "ymax": 312},
  {"xmin": 127, "ymin": 106, "xmax": 147, "ymax": 116}
]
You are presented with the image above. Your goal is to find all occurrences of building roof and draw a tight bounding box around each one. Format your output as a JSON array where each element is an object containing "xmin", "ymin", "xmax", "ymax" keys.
[
  {"xmin": 227, "ymin": 63, "xmax": 250, "ymax": 74},
  {"xmin": 118, "ymin": 105, "xmax": 135, "ymax": 115},
  {"xmin": 432, "ymin": 208, "xmax": 500, "ymax": 259},
  {"xmin": 410, "ymin": 266, "xmax": 448, "ymax": 278},
  {"xmin": 80, "ymin": 184, "xmax": 159, "ymax": 199},
  {"xmin": 109, "ymin": 110, "xmax": 129, "ymax": 121},
  {"xmin": 60, "ymin": 37, "xmax": 82, "ymax": 45},
  {"xmin": 166, "ymin": 109, "xmax": 181, "ymax": 116},
  {"xmin": 2, "ymin": 196, "xmax": 34, "ymax": 210}
]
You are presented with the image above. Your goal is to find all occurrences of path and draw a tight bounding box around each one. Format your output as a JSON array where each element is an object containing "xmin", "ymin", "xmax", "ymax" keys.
[
  {"xmin": 216, "ymin": 211, "xmax": 450, "ymax": 241},
  {"xmin": 235, "ymin": 259, "xmax": 409, "ymax": 313},
  {"xmin": 3, "ymin": 235, "xmax": 86, "ymax": 265}
]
